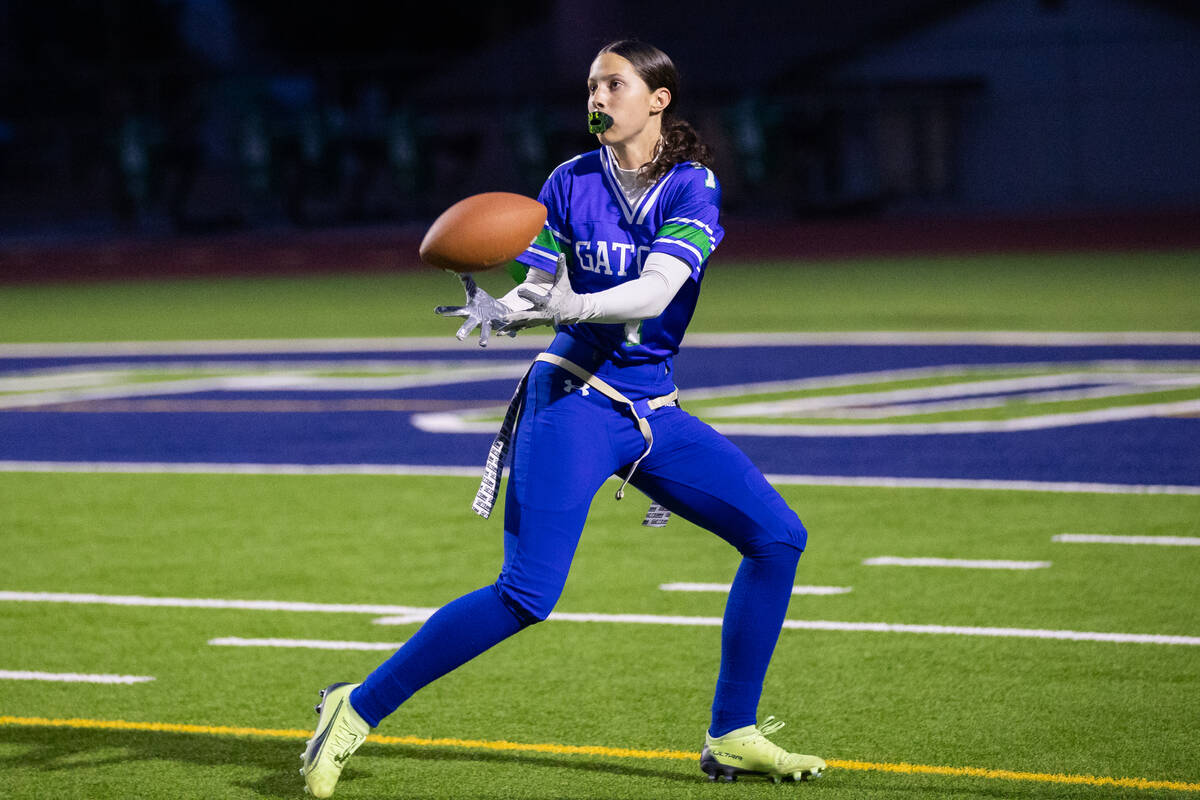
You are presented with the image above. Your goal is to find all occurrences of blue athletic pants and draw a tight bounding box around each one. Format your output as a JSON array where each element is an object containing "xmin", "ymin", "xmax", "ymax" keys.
[{"xmin": 353, "ymin": 337, "xmax": 807, "ymax": 736}]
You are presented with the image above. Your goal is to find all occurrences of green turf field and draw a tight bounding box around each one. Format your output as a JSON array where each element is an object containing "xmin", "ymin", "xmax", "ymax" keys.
[
  {"xmin": 0, "ymin": 251, "xmax": 1197, "ymax": 342},
  {"xmin": 1, "ymin": 473, "xmax": 1198, "ymax": 799},
  {"xmin": 1, "ymin": 250, "xmax": 1199, "ymax": 798}
]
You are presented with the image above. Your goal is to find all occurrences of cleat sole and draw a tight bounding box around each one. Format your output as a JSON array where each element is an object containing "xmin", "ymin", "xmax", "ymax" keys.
[{"xmin": 701, "ymin": 745, "xmax": 825, "ymax": 784}]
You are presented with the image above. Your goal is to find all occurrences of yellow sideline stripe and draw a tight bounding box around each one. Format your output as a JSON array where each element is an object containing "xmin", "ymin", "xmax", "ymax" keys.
[{"xmin": 2, "ymin": 715, "xmax": 1198, "ymax": 793}]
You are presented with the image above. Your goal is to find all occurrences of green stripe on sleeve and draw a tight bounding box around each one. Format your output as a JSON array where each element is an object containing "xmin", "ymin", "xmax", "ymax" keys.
[
  {"xmin": 533, "ymin": 228, "xmax": 563, "ymax": 253},
  {"xmin": 656, "ymin": 223, "xmax": 713, "ymax": 258}
]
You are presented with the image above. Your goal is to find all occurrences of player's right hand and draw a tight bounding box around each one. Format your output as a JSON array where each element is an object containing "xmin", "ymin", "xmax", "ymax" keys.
[{"xmin": 434, "ymin": 273, "xmax": 516, "ymax": 348}]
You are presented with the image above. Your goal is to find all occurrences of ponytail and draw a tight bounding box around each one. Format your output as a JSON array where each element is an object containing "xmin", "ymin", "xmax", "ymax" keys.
[{"xmin": 644, "ymin": 117, "xmax": 712, "ymax": 184}]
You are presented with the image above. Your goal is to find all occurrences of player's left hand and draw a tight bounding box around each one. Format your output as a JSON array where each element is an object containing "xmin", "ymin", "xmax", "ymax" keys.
[
  {"xmin": 434, "ymin": 273, "xmax": 517, "ymax": 348},
  {"xmin": 499, "ymin": 255, "xmax": 591, "ymax": 329}
]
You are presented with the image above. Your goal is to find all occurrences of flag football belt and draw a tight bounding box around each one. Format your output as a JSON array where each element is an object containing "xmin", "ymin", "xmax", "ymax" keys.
[{"xmin": 472, "ymin": 352, "xmax": 677, "ymax": 528}]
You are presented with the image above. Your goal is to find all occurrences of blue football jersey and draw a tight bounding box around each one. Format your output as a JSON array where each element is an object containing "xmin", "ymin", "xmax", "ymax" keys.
[{"xmin": 514, "ymin": 146, "xmax": 724, "ymax": 365}]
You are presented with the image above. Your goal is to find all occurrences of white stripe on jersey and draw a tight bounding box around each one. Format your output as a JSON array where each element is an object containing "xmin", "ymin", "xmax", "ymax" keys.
[
  {"xmin": 653, "ymin": 236, "xmax": 704, "ymax": 261},
  {"xmin": 599, "ymin": 148, "xmax": 684, "ymax": 227},
  {"xmin": 635, "ymin": 172, "xmax": 675, "ymax": 225},
  {"xmin": 599, "ymin": 148, "xmax": 636, "ymax": 223},
  {"xmin": 663, "ymin": 216, "xmax": 717, "ymax": 245},
  {"xmin": 524, "ymin": 246, "xmax": 560, "ymax": 265}
]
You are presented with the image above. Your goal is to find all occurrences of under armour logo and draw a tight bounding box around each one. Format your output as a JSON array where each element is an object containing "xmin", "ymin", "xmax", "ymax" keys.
[{"xmin": 563, "ymin": 379, "xmax": 589, "ymax": 396}]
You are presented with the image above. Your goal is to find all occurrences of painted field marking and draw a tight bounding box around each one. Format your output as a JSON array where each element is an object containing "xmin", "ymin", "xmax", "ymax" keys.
[
  {"xmin": 706, "ymin": 398, "xmax": 1200, "ymax": 436},
  {"xmin": 412, "ymin": 399, "xmax": 1200, "ymax": 436},
  {"xmin": 18, "ymin": 399, "xmax": 500, "ymax": 413},
  {"xmin": 0, "ymin": 590, "xmax": 437, "ymax": 618},
  {"xmin": 683, "ymin": 332, "xmax": 1200, "ymax": 347},
  {"xmin": 1054, "ymin": 534, "xmax": 1200, "ymax": 546},
  {"xmin": 0, "ymin": 371, "xmax": 132, "ymax": 392},
  {"xmin": 0, "ymin": 461, "xmax": 482, "ymax": 478},
  {"xmin": 862, "ymin": 556, "xmax": 1052, "ymax": 570},
  {"xmin": 0, "ymin": 670, "xmax": 153, "ymax": 684},
  {"xmin": 4, "ymin": 461, "xmax": 1198, "ymax": 496},
  {"xmin": 0, "ymin": 715, "xmax": 1196, "ymax": 793},
  {"xmin": 0, "ymin": 363, "xmax": 529, "ymax": 410},
  {"xmin": 659, "ymin": 582, "xmax": 852, "ymax": 595},
  {"xmin": 0, "ymin": 335, "xmax": 551, "ymax": 357},
  {"xmin": 3, "ymin": 330, "xmax": 1199, "ymax": 359},
  {"xmin": 528, "ymin": 613, "xmax": 1199, "ymax": 646},
  {"xmin": 208, "ymin": 637, "xmax": 404, "ymax": 651},
  {"xmin": 408, "ymin": 358, "xmax": 1200, "ymax": 437},
  {"xmin": 6, "ymin": 590, "xmax": 1197, "ymax": 645},
  {"xmin": 775, "ymin": 620, "xmax": 1200, "ymax": 645},
  {"xmin": 679, "ymin": 360, "xmax": 1200, "ymax": 402},
  {"xmin": 700, "ymin": 372, "xmax": 1200, "ymax": 420},
  {"xmin": 762, "ymin": 474, "xmax": 1200, "ymax": 495}
]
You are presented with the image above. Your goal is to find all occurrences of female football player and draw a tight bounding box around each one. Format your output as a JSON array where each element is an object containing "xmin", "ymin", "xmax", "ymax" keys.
[{"xmin": 301, "ymin": 39, "xmax": 826, "ymax": 797}]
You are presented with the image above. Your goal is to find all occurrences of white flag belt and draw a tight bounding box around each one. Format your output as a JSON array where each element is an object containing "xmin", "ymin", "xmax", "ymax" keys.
[{"xmin": 472, "ymin": 352, "xmax": 677, "ymax": 527}]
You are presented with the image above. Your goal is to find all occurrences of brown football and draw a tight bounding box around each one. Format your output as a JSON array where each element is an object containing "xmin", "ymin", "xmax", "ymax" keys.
[{"xmin": 418, "ymin": 192, "xmax": 548, "ymax": 272}]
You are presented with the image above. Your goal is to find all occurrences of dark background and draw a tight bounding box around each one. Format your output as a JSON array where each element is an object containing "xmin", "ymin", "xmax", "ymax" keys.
[{"xmin": 1, "ymin": 0, "xmax": 1198, "ymax": 264}]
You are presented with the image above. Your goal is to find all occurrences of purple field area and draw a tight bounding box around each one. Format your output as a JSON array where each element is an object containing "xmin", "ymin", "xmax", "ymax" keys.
[{"xmin": 3, "ymin": 340, "xmax": 1198, "ymax": 490}]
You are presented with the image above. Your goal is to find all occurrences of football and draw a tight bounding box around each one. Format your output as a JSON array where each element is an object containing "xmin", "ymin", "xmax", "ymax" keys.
[{"xmin": 419, "ymin": 192, "xmax": 547, "ymax": 273}]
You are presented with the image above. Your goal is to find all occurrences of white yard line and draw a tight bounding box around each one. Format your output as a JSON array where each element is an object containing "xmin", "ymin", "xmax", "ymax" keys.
[
  {"xmin": 208, "ymin": 637, "xmax": 404, "ymax": 651},
  {"xmin": 2, "ymin": 331, "xmax": 1199, "ymax": 358},
  {"xmin": 0, "ymin": 591, "xmax": 437, "ymax": 618},
  {"xmin": 862, "ymin": 556, "xmax": 1051, "ymax": 569},
  {"xmin": 682, "ymin": 332, "xmax": 1200, "ymax": 347},
  {"xmin": 0, "ymin": 336, "xmax": 552, "ymax": 357},
  {"xmin": 5, "ymin": 358, "xmax": 517, "ymax": 376},
  {"xmin": 0, "ymin": 670, "xmax": 154, "ymax": 684},
  {"xmin": 1053, "ymin": 534, "xmax": 1200, "ymax": 546},
  {"xmin": 461, "ymin": 612, "xmax": 1198, "ymax": 646},
  {"xmin": 4, "ymin": 590, "xmax": 1193, "ymax": 646},
  {"xmin": 2, "ymin": 462, "xmax": 1198, "ymax": 496},
  {"xmin": 0, "ymin": 462, "xmax": 482, "ymax": 477},
  {"xmin": 659, "ymin": 582, "xmax": 852, "ymax": 595},
  {"xmin": 761, "ymin": 474, "xmax": 1200, "ymax": 495},
  {"xmin": 775, "ymin": 620, "xmax": 1200, "ymax": 646},
  {"xmin": 544, "ymin": 614, "xmax": 1200, "ymax": 645}
]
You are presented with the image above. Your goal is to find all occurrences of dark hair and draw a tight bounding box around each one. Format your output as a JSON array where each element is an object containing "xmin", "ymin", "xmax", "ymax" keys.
[{"xmin": 597, "ymin": 39, "xmax": 712, "ymax": 183}]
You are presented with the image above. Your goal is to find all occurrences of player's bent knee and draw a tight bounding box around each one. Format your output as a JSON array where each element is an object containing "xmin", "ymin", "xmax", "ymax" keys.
[
  {"xmin": 786, "ymin": 515, "xmax": 808, "ymax": 552},
  {"xmin": 493, "ymin": 581, "xmax": 558, "ymax": 628},
  {"xmin": 740, "ymin": 512, "xmax": 807, "ymax": 557},
  {"xmin": 760, "ymin": 539, "xmax": 804, "ymax": 568}
]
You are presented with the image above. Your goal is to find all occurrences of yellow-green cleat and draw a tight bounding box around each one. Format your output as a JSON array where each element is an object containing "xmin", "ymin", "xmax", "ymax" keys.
[
  {"xmin": 700, "ymin": 716, "xmax": 826, "ymax": 783},
  {"xmin": 300, "ymin": 682, "xmax": 371, "ymax": 798}
]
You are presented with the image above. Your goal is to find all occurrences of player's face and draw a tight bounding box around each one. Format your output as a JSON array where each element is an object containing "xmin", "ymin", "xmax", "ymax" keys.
[{"xmin": 587, "ymin": 53, "xmax": 669, "ymax": 147}]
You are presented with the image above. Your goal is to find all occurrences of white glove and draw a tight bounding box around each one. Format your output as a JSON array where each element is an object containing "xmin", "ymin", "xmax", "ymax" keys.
[
  {"xmin": 499, "ymin": 255, "xmax": 593, "ymax": 329},
  {"xmin": 434, "ymin": 273, "xmax": 519, "ymax": 348}
]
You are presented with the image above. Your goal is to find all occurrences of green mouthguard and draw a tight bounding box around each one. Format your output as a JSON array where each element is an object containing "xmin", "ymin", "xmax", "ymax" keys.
[{"xmin": 587, "ymin": 111, "xmax": 614, "ymax": 134}]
